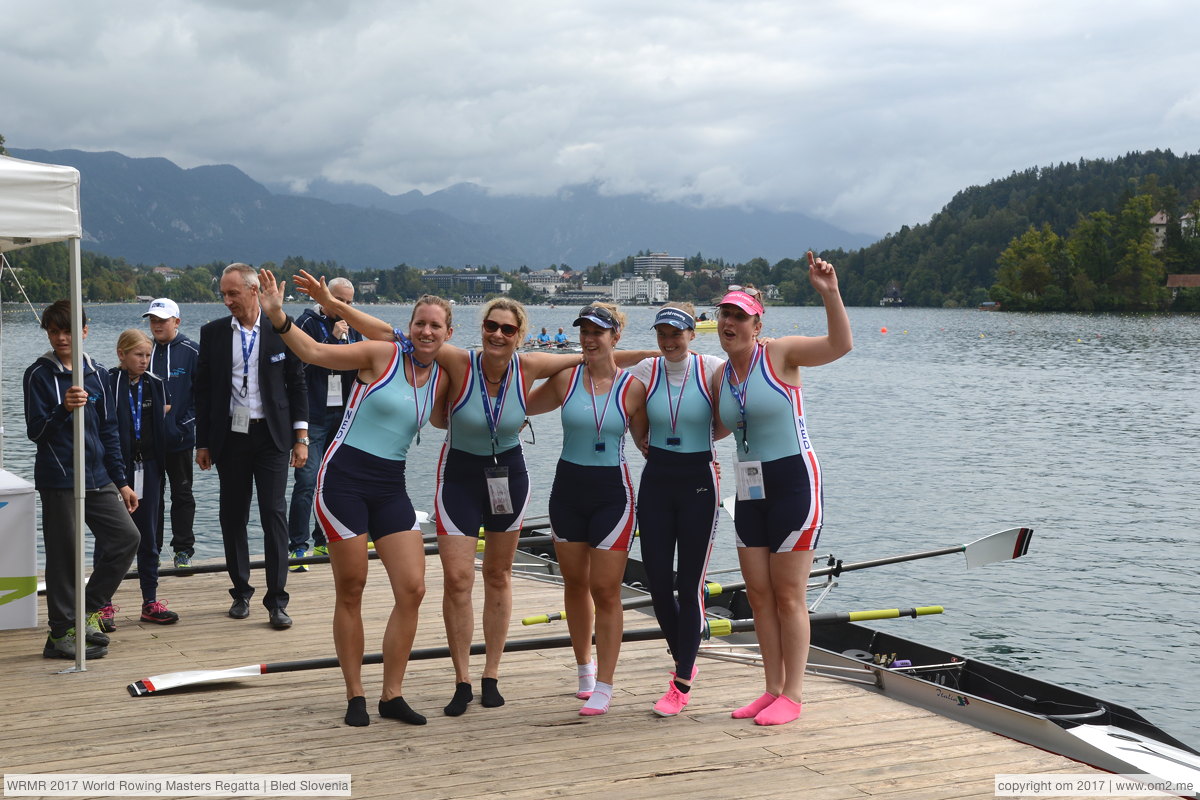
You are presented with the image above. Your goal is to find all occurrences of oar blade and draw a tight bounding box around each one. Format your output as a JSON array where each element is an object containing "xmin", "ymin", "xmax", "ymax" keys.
[
  {"xmin": 127, "ymin": 664, "xmax": 265, "ymax": 696},
  {"xmin": 720, "ymin": 495, "xmax": 736, "ymax": 520},
  {"xmin": 963, "ymin": 527, "xmax": 1033, "ymax": 569}
]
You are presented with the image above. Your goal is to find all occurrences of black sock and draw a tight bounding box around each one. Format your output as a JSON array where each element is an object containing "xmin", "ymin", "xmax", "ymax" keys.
[
  {"xmin": 344, "ymin": 696, "xmax": 369, "ymax": 727},
  {"xmin": 481, "ymin": 677, "xmax": 505, "ymax": 708},
  {"xmin": 378, "ymin": 696, "xmax": 427, "ymax": 725},
  {"xmin": 444, "ymin": 682, "xmax": 473, "ymax": 716},
  {"xmin": 673, "ymin": 679, "xmax": 692, "ymax": 694}
]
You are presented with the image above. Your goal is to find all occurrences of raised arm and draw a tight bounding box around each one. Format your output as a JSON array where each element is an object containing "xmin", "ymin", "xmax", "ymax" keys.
[
  {"xmin": 261, "ymin": 270, "xmax": 392, "ymax": 376},
  {"xmin": 767, "ymin": 257, "xmax": 852, "ymax": 370},
  {"xmin": 293, "ymin": 269, "xmax": 394, "ymax": 342}
]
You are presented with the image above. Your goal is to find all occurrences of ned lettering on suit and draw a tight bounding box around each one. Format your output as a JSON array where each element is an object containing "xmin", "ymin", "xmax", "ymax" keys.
[{"xmin": 194, "ymin": 263, "xmax": 309, "ymax": 629}]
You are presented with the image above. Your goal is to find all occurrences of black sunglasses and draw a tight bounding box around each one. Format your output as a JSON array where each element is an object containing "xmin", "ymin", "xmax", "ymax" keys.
[
  {"xmin": 578, "ymin": 305, "xmax": 616, "ymax": 323},
  {"xmin": 483, "ymin": 319, "xmax": 519, "ymax": 337}
]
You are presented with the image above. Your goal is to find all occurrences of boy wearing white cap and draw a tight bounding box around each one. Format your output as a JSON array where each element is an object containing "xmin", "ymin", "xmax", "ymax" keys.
[{"xmin": 143, "ymin": 298, "xmax": 200, "ymax": 570}]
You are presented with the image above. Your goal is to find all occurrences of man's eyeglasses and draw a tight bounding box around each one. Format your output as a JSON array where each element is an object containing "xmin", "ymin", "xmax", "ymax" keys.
[{"xmin": 483, "ymin": 319, "xmax": 519, "ymax": 337}]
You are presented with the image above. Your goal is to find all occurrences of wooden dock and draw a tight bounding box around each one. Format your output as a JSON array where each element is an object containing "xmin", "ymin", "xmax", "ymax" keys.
[{"xmin": 3, "ymin": 550, "xmax": 1126, "ymax": 799}]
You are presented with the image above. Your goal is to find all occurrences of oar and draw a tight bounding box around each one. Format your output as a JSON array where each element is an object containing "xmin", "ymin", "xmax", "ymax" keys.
[
  {"xmin": 128, "ymin": 619, "xmax": 753, "ymax": 696},
  {"xmin": 127, "ymin": 606, "xmax": 941, "ymax": 696},
  {"xmin": 139, "ymin": 534, "xmax": 557, "ymax": 580},
  {"xmin": 522, "ymin": 527, "xmax": 1031, "ymax": 622}
]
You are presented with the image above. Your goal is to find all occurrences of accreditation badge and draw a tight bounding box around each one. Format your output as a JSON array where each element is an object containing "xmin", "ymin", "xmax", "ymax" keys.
[
  {"xmin": 327, "ymin": 374, "xmax": 343, "ymax": 407},
  {"xmin": 485, "ymin": 466, "xmax": 513, "ymax": 515},
  {"xmin": 231, "ymin": 405, "xmax": 251, "ymax": 434},
  {"xmin": 735, "ymin": 460, "xmax": 766, "ymax": 501},
  {"xmin": 132, "ymin": 462, "xmax": 144, "ymax": 498}
]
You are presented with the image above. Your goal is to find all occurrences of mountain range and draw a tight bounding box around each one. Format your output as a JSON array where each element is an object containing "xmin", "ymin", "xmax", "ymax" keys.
[{"xmin": 12, "ymin": 148, "xmax": 877, "ymax": 270}]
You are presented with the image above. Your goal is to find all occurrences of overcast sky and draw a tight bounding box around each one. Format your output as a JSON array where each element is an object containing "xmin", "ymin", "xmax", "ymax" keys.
[{"xmin": 3, "ymin": 0, "xmax": 1196, "ymax": 238}]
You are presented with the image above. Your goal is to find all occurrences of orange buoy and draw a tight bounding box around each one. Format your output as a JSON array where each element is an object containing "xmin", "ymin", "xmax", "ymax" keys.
[{"xmin": 880, "ymin": 327, "xmax": 888, "ymax": 334}]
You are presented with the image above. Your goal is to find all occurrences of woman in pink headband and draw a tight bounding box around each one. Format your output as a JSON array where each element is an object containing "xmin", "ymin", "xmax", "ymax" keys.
[{"xmin": 713, "ymin": 254, "xmax": 852, "ymax": 726}]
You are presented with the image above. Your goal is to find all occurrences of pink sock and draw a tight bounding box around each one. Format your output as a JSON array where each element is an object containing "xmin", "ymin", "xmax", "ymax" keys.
[
  {"xmin": 731, "ymin": 691, "xmax": 778, "ymax": 719},
  {"xmin": 754, "ymin": 694, "xmax": 803, "ymax": 726},
  {"xmin": 579, "ymin": 681, "xmax": 612, "ymax": 716}
]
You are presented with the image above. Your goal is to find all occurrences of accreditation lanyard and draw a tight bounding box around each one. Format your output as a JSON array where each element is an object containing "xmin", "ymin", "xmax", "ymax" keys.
[
  {"xmin": 724, "ymin": 345, "xmax": 762, "ymax": 454},
  {"xmin": 128, "ymin": 377, "xmax": 144, "ymax": 455},
  {"xmin": 588, "ymin": 368, "xmax": 620, "ymax": 452},
  {"xmin": 410, "ymin": 354, "xmax": 436, "ymax": 446},
  {"xmin": 238, "ymin": 327, "xmax": 257, "ymax": 398},
  {"xmin": 662, "ymin": 355, "xmax": 692, "ymax": 445},
  {"xmin": 478, "ymin": 356, "xmax": 513, "ymax": 461}
]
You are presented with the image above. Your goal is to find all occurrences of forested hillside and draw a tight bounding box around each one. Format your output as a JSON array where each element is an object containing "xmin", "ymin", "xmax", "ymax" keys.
[{"xmin": 801, "ymin": 150, "xmax": 1200, "ymax": 311}]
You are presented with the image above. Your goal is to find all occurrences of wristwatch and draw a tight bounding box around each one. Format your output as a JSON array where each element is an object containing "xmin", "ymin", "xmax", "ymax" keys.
[{"xmin": 296, "ymin": 437, "xmax": 311, "ymax": 446}]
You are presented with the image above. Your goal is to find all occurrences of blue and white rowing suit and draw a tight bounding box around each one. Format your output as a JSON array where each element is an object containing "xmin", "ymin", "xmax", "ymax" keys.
[
  {"xmin": 717, "ymin": 342, "xmax": 823, "ymax": 552},
  {"xmin": 630, "ymin": 352, "xmax": 724, "ymax": 679},
  {"xmin": 434, "ymin": 351, "xmax": 531, "ymax": 536},
  {"xmin": 548, "ymin": 365, "xmax": 638, "ymax": 551},
  {"xmin": 315, "ymin": 343, "xmax": 441, "ymax": 542}
]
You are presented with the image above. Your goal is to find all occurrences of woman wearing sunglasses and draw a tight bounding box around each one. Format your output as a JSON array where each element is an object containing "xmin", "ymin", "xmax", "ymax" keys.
[
  {"xmin": 713, "ymin": 262, "xmax": 852, "ymax": 726},
  {"xmin": 526, "ymin": 303, "xmax": 648, "ymax": 716},
  {"xmin": 624, "ymin": 302, "xmax": 730, "ymax": 717},
  {"xmin": 259, "ymin": 270, "xmax": 454, "ymax": 728}
]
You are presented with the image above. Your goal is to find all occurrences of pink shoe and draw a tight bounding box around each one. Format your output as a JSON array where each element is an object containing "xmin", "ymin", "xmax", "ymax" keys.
[
  {"xmin": 754, "ymin": 695, "xmax": 803, "ymax": 726},
  {"xmin": 731, "ymin": 691, "xmax": 778, "ymax": 719},
  {"xmin": 579, "ymin": 682, "xmax": 612, "ymax": 716},
  {"xmin": 652, "ymin": 682, "xmax": 691, "ymax": 717}
]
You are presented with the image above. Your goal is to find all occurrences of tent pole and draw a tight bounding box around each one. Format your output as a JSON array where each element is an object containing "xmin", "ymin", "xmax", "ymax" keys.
[{"xmin": 69, "ymin": 236, "xmax": 86, "ymax": 672}]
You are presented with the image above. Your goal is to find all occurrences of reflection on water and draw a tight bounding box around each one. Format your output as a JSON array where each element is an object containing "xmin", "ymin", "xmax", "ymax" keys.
[{"xmin": 2, "ymin": 302, "xmax": 1198, "ymax": 744}]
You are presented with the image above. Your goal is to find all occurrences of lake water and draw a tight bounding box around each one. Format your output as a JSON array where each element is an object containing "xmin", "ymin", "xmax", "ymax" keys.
[{"xmin": 2, "ymin": 300, "xmax": 1197, "ymax": 746}]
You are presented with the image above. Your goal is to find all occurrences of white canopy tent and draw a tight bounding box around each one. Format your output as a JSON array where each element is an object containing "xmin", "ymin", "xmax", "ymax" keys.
[{"xmin": 1, "ymin": 153, "xmax": 90, "ymax": 669}]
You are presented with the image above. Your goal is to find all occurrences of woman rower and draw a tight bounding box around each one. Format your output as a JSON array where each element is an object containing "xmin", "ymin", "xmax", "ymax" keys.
[
  {"xmin": 626, "ymin": 303, "xmax": 728, "ymax": 715},
  {"xmin": 713, "ymin": 264, "xmax": 851, "ymax": 726},
  {"xmin": 526, "ymin": 303, "xmax": 648, "ymax": 716},
  {"xmin": 259, "ymin": 269, "xmax": 454, "ymax": 727}
]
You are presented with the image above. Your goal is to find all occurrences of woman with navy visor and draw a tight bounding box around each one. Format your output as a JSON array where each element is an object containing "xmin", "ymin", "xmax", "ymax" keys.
[
  {"xmin": 714, "ymin": 258, "xmax": 852, "ymax": 726},
  {"xmin": 527, "ymin": 303, "xmax": 648, "ymax": 717},
  {"xmin": 626, "ymin": 303, "xmax": 728, "ymax": 716},
  {"xmin": 259, "ymin": 270, "xmax": 454, "ymax": 728}
]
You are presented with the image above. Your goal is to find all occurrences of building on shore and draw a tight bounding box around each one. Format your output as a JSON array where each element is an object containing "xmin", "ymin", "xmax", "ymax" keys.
[
  {"xmin": 612, "ymin": 275, "xmax": 669, "ymax": 304},
  {"xmin": 634, "ymin": 252, "xmax": 685, "ymax": 277}
]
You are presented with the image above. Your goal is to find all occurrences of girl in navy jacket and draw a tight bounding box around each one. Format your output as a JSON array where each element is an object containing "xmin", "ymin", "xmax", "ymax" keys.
[{"xmin": 110, "ymin": 329, "xmax": 180, "ymax": 624}]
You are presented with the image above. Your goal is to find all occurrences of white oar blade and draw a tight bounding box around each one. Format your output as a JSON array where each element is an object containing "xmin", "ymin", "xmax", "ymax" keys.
[
  {"xmin": 127, "ymin": 663, "xmax": 264, "ymax": 696},
  {"xmin": 963, "ymin": 527, "xmax": 1033, "ymax": 569},
  {"xmin": 721, "ymin": 495, "xmax": 736, "ymax": 520}
]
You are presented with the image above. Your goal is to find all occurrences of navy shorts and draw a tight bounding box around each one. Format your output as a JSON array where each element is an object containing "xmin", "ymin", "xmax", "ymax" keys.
[
  {"xmin": 315, "ymin": 445, "xmax": 415, "ymax": 542},
  {"xmin": 733, "ymin": 453, "xmax": 823, "ymax": 553},
  {"xmin": 434, "ymin": 444, "xmax": 530, "ymax": 536},
  {"xmin": 548, "ymin": 459, "xmax": 636, "ymax": 551}
]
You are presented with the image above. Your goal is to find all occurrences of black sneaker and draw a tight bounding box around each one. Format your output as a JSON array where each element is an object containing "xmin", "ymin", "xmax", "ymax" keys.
[
  {"xmin": 141, "ymin": 600, "xmax": 180, "ymax": 624},
  {"xmin": 43, "ymin": 629, "xmax": 108, "ymax": 659}
]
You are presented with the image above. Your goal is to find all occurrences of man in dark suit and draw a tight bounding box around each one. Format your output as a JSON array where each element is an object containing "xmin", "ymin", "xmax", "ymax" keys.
[{"xmin": 194, "ymin": 263, "xmax": 309, "ymax": 629}]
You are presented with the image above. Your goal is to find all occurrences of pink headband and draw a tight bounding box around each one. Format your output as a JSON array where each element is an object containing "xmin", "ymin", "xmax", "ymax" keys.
[{"xmin": 718, "ymin": 290, "xmax": 764, "ymax": 316}]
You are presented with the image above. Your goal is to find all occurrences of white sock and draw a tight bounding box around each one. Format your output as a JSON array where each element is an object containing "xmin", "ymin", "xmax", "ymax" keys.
[
  {"xmin": 577, "ymin": 660, "xmax": 596, "ymax": 696},
  {"xmin": 582, "ymin": 681, "xmax": 612, "ymax": 713}
]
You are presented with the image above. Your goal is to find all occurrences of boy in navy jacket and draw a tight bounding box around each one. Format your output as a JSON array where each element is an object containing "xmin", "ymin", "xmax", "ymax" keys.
[
  {"xmin": 23, "ymin": 300, "xmax": 139, "ymax": 659},
  {"xmin": 144, "ymin": 298, "xmax": 200, "ymax": 568}
]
